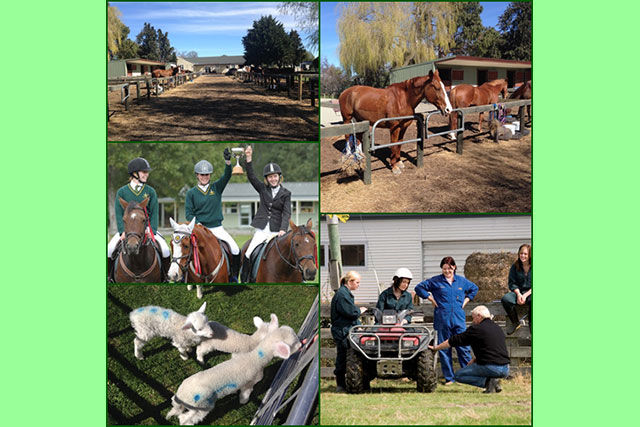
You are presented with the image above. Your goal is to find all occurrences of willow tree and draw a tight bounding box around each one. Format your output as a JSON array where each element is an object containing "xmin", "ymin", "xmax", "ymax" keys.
[
  {"xmin": 108, "ymin": 4, "xmax": 126, "ymax": 59},
  {"xmin": 338, "ymin": 2, "xmax": 456, "ymax": 86}
]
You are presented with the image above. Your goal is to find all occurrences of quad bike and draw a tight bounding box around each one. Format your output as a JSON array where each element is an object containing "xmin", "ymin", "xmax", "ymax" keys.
[{"xmin": 345, "ymin": 308, "xmax": 438, "ymax": 393}]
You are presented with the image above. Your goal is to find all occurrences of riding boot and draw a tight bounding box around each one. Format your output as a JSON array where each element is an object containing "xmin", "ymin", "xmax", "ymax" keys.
[
  {"xmin": 241, "ymin": 258, "xmax": 251, "ymax": 283},
  {"xmin": 230, "ymin": 254, "xmax": 241, "ymax": 283},
  {"xmin": 161, "ymin": 256, "xmax": 171, "ymax": 282},
  {"xmin": 108, "ymin": 257, "xmax": 115, "ymax": 283},
  {"xmin": 505, "ymin": 307, "xmax": 521, "ymax": 335}
]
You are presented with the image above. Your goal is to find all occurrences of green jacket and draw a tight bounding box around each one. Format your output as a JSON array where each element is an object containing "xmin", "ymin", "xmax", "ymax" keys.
[
  {"xmin": 185, "ymin": 164, "xmax": 232, "ymax": 228},
  {"xmin": 376, "ymin": 286, "xmax": 414, "ymax": 323},
  {"xmin": 115, "ymin": 183, "xmax": 158, "ymax": 234},
  {"xmin": 330, "ymin": 285, "xmax": 361, "ymax": 343},
  {"xmin": 508, "ymin": 264, "xmax": 532, "ymax": 292}
]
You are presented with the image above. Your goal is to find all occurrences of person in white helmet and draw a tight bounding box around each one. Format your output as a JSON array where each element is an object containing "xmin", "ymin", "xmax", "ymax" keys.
[
  {"xmin": 184, "ymin": 149, "xmax": 241, "ymax": 282},
  {"xmin": 376, "ymin": 268, "xmax": 415, "ymax": 324},
  {"xmin": 240, "ymin": 145, "xmax": 291, "ymax": 283}
]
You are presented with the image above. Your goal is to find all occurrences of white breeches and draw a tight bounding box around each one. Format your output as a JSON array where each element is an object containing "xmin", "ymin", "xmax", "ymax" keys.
[
  {"xmin": 207, "ymin": 226, "xmax": 240, "ymax": 255},
  {"xmin": 245, "ymin": 224, "xmax": 277, "ymax": 259},
  {"xmin": 107, "ymin": 232, "xmax": 170, "ymax": 257}
]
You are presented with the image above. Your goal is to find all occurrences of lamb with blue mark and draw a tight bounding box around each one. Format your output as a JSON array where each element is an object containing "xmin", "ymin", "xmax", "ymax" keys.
[
  {"xmin": 129, "ymin": 301, "xmax": 215, "ymax": 361},
  {"xmin": 195, "ymin": 314, "xmax": 274, "ymax": 364},
  {"xmin": 165, "ymin": 314, "xmax": 303, "ymax": 425}
]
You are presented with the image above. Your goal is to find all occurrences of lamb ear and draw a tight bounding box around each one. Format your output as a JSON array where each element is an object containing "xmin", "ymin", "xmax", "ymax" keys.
[
  {"xmin": 274, "ymin": 341, "xmax": 291, "ymax": 359},
  {"xmin": 197, "ymin": 301, "xmax": 207, "ymax": 313},
  {"xmin": 182, "ymin": 322, "xmax": 193, "ymax": 330},
  {"xmin": 253, "ymin": 316, "xmax": 263, "ymax": 328},
  {"xmin": 268, "ymin": 314, "xmax": 279, "ymax": 332}
]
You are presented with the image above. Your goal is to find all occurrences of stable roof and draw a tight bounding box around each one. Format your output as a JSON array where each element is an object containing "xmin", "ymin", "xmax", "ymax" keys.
[{"xmin": 181, "ymin": 55, "xmax": 246, "ymax": 66}]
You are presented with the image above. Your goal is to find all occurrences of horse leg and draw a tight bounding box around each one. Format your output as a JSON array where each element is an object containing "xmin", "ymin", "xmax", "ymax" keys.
[
  {"xmin": 478, "ymin": 112, "xmax": 484, "ymax": 133},
  {"xmin": 396, "ymin": 124, "xmax": 411, "ymax": 169},
  {"xmin": 389, "ymin": 127, "xmax": 402, "ymax": 175},
  {"xmin": 449, "ymin": 111, "xmax": 458, "ymax": 140}
]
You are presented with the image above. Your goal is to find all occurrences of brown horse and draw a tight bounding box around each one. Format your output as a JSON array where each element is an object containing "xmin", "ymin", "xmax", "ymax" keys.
[
  {"xmin": 510, "ymin": 80, "xmax": 532, "ymax": 121},
  {"xmin": 339, "ymin": 69, "xmax": 453, "ymax": 174},
  {"xmin": 114, "ymin": 197, "xmax": 162, "ymax": 283},
  {"xmin": 152, "ymin": 66, "xmax": 180, "ymax": 78},
  {"xmin": 241, "ymin": 219, "xmax": 317, "ymax": 283},
  {"xmin": 448, "ymin": 79, "xmax": 509, "ymax": 138},
  {"xmin": 168, "ymin": 217, "xmax": 229, "ymax": 299}
]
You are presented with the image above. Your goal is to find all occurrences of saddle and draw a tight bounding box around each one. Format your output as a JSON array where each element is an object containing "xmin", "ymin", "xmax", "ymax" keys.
[
  {"xmin": 242, "ymin": 236, "xmax": 278, "ymax": 283},
  {"xmin": 217, "ymin": 239, "xmax": 233, "ymax": 278}
]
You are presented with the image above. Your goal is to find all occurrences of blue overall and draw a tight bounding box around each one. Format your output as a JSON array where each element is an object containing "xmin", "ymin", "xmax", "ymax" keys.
[{"xmin": 414, "ymin": 274, "xmax": 479, "ymax": 383}]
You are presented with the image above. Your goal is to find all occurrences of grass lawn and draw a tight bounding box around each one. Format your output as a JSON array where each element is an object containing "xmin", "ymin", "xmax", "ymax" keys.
[
  {"xmin": 108, "ymin": 284, "xmax": 317, "ymax": 425},
  {"xmin": 319, "ymin": 375, "xmax": 531, "ymax": 425}
]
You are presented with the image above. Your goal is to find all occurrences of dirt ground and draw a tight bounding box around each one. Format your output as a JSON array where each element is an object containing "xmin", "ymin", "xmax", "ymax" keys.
[
  {"xmin": 108, "ymin": 75, "xmax": 319, "ymax": 141},
  {"xmin": 321, "ymin": 113, "xmax": 531, "ymax": 213}
]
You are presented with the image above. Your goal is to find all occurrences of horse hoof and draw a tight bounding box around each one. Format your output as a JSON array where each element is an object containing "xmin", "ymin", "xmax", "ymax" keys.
[
  {"xmin": 398, "ymin": 161, "xmax": 405, "ymax": 169},
  {"xmin": 392, "ymin": 167, "xmax": 402, "ymax": 175}
]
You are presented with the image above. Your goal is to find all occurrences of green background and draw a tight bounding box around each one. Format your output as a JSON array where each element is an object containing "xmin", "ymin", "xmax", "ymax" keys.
[{"xmin": 2, "ymin": 1, "xmax": 639, "ymax": 426}]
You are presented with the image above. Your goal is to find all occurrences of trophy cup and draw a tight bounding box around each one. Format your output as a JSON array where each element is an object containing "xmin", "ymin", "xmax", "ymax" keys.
[{"xmin": 231, "ymin": 147, "xmax": 245, "ymax": 175}]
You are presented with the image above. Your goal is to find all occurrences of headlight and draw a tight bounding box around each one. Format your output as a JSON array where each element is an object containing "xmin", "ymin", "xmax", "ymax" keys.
[
  {"xmin": 382, "ymin": 315, "xmax": 397, "ymax": 324},
  {"xmin": 364, "ymin": 340, "xmax": 376, "ymax": 347}
]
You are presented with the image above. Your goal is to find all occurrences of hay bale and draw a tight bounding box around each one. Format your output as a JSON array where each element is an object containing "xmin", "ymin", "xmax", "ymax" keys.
[{"xmin": 463, "ymin": 251, "xmax": 516, "ymax": 303}]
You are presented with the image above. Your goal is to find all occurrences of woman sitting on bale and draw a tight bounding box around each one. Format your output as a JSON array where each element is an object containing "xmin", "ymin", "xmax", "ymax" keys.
[{"xmin": 501, "ymin": 244, "xmax": 532, "ymax": 335}]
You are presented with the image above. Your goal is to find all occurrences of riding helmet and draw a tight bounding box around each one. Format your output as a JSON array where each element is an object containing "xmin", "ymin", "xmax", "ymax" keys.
[
  {"xmin": 128, "ymin": 157, "xmax": 152, "ymax": 176},
  {"xmin": 263, "ymin": 163, "xmax": 282, "ymax": 177},
  {"xmin": 393, "ymin": 268, "xmax": 413, "ymax": 280},
  {"xmin": 194, "ymin": 160, "xmax": 214, "ymax": 175}
]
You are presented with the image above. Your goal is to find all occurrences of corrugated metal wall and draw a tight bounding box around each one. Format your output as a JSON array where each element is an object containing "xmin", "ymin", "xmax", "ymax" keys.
[
  {"xmin": 320, "ymin": 216, "xmax": 531, "ymax": 304},
  {"xmin": 390, "ymin": 61, "xmax": 436, "ymax": 84},
  {"xmin": 108, "ymin": 60, "xmax": 127, "ymax": 79}
]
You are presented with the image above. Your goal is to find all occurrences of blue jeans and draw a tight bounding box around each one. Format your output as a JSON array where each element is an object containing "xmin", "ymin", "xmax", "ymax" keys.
[{"xmin": 454, "ymin": 363, "xmax": 510, "ymax": 388}]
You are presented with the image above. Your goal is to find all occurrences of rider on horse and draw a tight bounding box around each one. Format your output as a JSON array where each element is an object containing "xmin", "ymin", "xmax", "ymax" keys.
[
  {"xmin": 107, "ymin": 157, "xmax": 171, "ymax": 281},
  {"xmin": 241, "ymin": 145, "xmax": 292, "ymax": 283},
  {"xmin": 185, "ymin": 149, "xmax": 241, "ymax": 282}
]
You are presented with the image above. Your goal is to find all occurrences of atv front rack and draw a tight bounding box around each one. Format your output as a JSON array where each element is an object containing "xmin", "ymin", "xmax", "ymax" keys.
[{"xmin": 348, "ymin": 324, "xmax": 434, "ymax": 361}]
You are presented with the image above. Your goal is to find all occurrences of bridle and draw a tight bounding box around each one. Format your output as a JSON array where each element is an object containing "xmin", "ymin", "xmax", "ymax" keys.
[
  {"xmin": 117, "ymin": 204, "xmax": 158, "ymax": 281},
  {"xmin": 274, "ymin": 226, "xmax": 317, "ymax": 277},
  {"xmin": 171, "ymin": 228, "xmax": 224, "ymax": 283}
]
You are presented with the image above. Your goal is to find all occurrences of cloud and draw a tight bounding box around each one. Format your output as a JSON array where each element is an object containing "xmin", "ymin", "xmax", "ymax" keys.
[{"xmin": 128, "ymin": 6, "xmax": 280, "ymax": 20}]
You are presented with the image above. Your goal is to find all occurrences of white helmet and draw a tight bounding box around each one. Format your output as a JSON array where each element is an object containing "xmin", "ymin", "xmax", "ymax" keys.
[{"xmin": 393, "ymin": 268, "xmax": 413, "ymax": 280}]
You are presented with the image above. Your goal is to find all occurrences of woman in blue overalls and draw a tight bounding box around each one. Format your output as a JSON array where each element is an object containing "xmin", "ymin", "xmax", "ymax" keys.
[{"xmin": 414, "ymin": 256, "xmax": 479, "ymax": 385}]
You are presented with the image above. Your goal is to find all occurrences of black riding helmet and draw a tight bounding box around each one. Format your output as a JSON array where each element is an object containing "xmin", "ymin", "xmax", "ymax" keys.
[
  {"xmin": 263, "ymin": 163, "xmax": 282, "ymax": 177},
  {"xmin": 128, "ymin": 157, "xmax": 152, "ymax": 176}
]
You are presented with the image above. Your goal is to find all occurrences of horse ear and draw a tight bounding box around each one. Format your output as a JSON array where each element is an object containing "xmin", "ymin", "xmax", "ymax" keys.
[
  {"xmin": 139, "ymin": 197, "xmax": 149, "ymax": 209},
  {"xmin": 188, "ymin": 217, "xmax": 196, "ymax": 232},
  {"xmin": 197, "ymin": 301, "xmax": 207, "ymax": 313},
  {"xmin": 429, "ymin": 69, "xmax": 435, "ymax": 78},
  {"xmin": 306, "ymin": 218, "xmax": 313, "ymax": 229},
  {"xmin": 119, "ymin": 198, "xmax": 128, "ymax": 210},
  {"xmin": 170, "ymin": 217, "xmax": 178, "ymax": 230},
  {"xmin": 289, "ymin": 219, "xmax": 296, "ymax": 231}
]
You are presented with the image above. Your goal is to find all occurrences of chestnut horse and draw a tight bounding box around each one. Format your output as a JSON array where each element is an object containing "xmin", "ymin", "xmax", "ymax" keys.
[
  {"xmin": 509, "ymin": 80, "xmax": 532, "ymax": 121},
  {"xmin": 152, "ymin": 66, "xmax": 180, "ymax": 78},
  {"xmin": 448, "ymin": 79, "xmax": 509, "ymax": 138},
  {"xmin": 114, "ymin": 197, "xmax": 162, "ymax": 283},
  {"xmin": 339, "ymin": 69, "xmax": 452, "ymax": 174},
  {"xmin": 168, "ymin": 217, "xmax": 229, "ymax": 299},
  {"xmin": 241, "ymin": 219, "xmax": 317, "ymax": 283}
]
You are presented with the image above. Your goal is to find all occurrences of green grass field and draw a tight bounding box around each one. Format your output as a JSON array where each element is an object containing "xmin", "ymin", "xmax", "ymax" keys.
[
  {"xmin": 107, "ymin": 284, "xmax": 317, "ymax": 425},
  {"xmin": 319, "ymin": 375, "xmax": 531, "ymax": 425}
]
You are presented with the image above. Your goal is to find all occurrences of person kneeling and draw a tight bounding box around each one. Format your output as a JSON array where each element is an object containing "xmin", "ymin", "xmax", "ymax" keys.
[{"xmin": 429, "ymin": 305, "xmax": 510, "ymax": 393}]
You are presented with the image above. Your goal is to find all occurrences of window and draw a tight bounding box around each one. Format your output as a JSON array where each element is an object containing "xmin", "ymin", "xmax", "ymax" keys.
[
  {"xmin": 239, "ymin": 204, "xmax": 251, "ymax": 226},
  {"xmin": 225, "ymin": 203, "xmax": 238, "ymax": 214},
  {"xmin": 452, "ymin": 69, "xmax": 464, "ymax": 80},
  {"xmin": 341, "ymin": 244, "xmax": 366, "ymax": 266},
  {"xmin": 319, "ymin": 245, "xmax": 325, "ymax": 266},
  {"xmin": 300, "ymin": 201, "xmax": 314, "ymax": 213}
]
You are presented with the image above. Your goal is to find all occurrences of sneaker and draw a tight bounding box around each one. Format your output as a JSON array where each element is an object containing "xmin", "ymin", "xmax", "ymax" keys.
[
  {"xmin": 494, "ymin": 379, "xmax": 503, "ymax": 393},
  {"xmin": 483, "ymin": 378, "xmax": 501, "ymax": 393}
]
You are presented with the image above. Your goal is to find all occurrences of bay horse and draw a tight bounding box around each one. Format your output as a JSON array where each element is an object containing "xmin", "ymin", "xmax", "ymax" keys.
[
  {"xmin": 448, "ymin": 79, "xmax": 509, "ymax": 138},
  {"xmin": 168, "ymin": 217, "xmax": 229, "ymax": 299},
  {"xmin": 152, "ymin": 66, "xmax": 180, "ymax": 78},
  {"xmin": 509, "ymin": 80, "xmax": 532, "ymax": 121},
  {"xmin": 339, "ymin": 69, "xmax": 453, "ymax": 174},
  {"xmin": 114, "ymin": 197, "xmax": 162, "ymax": 283},
  {"xmin": 241, "ymin": 219, "xmax": 317, "ymax": 283}
]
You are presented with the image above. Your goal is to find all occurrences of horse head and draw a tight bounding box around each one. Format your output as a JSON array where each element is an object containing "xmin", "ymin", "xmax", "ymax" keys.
[
  {"xmin": 288, "ymin": 218, "xmax": 317, "ymax": 281},
  {"xmin": 422, "ymin": 69, "xmax": 452, "ymax": 115},
  {"xmin": 168, "ymin": 217, "xmax": 196, "ymax": 281},
  {"xmin": 120, "ymin": 197, "xmax": 149, "ymax": 256},
  {"xmin": 172, "ymin": 66, "xmax": 180, "ymax": 76}
]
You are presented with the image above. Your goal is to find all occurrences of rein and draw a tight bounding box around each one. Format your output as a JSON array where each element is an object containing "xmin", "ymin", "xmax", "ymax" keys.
[
  {"xmin": 117, "ymin": 204, "xmax": 160, "ymax": 281},
  {"xmin": 171, "ymin": 228, "xmax": 224, "ymax": 283},
  {"xmin": 274, "ymin": 226, "xmax": 317, "ymax": 275}
]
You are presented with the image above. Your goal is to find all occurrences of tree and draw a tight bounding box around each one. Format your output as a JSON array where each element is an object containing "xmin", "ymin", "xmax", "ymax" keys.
[
  {"xmin": 337, "ymin": 2, "xmax": 456, "ymax": 86},
  {"xmin": 278, "ymin": 2, "xmax": 319, "ymax": 52},
  {"xmin": 452, "ymin": 2, "xmax": 485, "ymax": 55},
  {"xmin": 475, "ymin": 27, "xmax": 503, "ymax": 59},
  {"xmin": 498, "ymin": 2, "xmax": 532, "ymax": 61},
  {"xmin": 242, "ymin": 15, "xmax": 290, "ymax": 67},
  {"xmin": 284, "ymin": 30, "xmax": 307, "ymax": 66},
  {"xmin": 178, "ymin": 51, "xmax": 199, "ymax": 59},
  {"xmin": 136, "ymin": 23, "xmax": 160, "ymax": 60},
  {"xmin": 118, "ymin": 38, "xmax": 139, "ymax": 59},
  {"xmin": 108, "ymin": 4, "xmax": 126, "ymax": 59},
  {"xmin": 321, "ymin": 58, "xmax": 350, "ymax": 98},
  {"xmin": 158, "ymin": 29, "xmax": 176, "ymax": 63}
]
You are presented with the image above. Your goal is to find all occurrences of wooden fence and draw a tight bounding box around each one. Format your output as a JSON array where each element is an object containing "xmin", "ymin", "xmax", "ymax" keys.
[
  {"xmin": 236, "ymin": 71, "xmax": 319, "ymax": 106},
  {"xmin": 320, "ymin": 300, "xmax": 531, "ymax": 379}
]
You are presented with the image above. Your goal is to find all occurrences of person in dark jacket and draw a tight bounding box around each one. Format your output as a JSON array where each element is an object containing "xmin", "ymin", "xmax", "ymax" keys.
[
  {"xmin": 241, "ymin": 145, "xmax": 292, "ymax": 282},
  {"xmin": 331, "ymin": 271, "xmax": 366, "ymax": 392},
  {"xmin": 429, "ymin": 305, "xmax": 510, "ymax": 393},
  {"xmin": 376, "ymin": 268, "xmax": 414, "ymax": 324},
  {"xmin": 501, "ymin": 244, "xmax": 532, "ymax": 335},
  {"xmin": 414, "ymin": 256, "xmax": 479, "ymax": 384}
]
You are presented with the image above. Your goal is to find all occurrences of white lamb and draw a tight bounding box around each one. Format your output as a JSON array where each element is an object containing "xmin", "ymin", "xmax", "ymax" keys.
[
  {"xmin": 166, "ymin": 315, "xmax": 302, "ymax": 425},
  {"xmin": 195, "ymin": 314, "xmax": 273, "ymax": 364},
  {"xmin": 130, "ymin": 301, "xmax": 215, "ymax": 361}
]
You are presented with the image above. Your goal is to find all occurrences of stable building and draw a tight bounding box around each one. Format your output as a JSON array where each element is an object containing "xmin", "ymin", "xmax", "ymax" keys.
[
  {"xmin": 108, "ymin": 58, "xmax": 169, "ymax": 78},
  {"xmin": 156, "ymin": 182, "xmax": 319, "ymax": 234},
  {"xmin": 177, "ymin": 55, "xmax": 246, "ymax": 74},
  {"xmin": 390, "ymin": 55, "xmax": 531, "ymax": 90},
  {"xmin": 319, "ymin": 215, "xmax": 531, "ymax": 304}
]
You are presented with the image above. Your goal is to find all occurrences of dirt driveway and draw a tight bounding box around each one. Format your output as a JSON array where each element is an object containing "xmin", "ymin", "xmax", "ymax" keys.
[
  {"xmin": 321, "ymin": 114, "xmax": 531, "ymax": 213},
  {"xmin": 108, "ymin": 75, "xmax": 318, "ymax": 141}
]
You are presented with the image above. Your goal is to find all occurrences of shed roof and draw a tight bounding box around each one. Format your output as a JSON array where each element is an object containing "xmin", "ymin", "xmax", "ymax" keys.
[
  {"xmin": 222, "ymin": 182, "xmax": 318, "ymax": 202},
  {"xmin": 179, "ymin": 55, "xmax": 246, "ymax": 66},
  {"xmin": 393, "ymin": 55, "xmax": 531, "ymax": 73},
  {"xmin": 123, "ymin": 58, "xmax": 167, "ymax": 66}
]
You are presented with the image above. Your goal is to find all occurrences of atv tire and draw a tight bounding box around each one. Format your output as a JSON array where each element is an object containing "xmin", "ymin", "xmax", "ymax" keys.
[
  {"xmin": 345, "ymin": 348, "xmax": 365, "ymax": 393},
  {"xmin": 416, "ymin": 349, "xmax": 438, "ymax": 392}
]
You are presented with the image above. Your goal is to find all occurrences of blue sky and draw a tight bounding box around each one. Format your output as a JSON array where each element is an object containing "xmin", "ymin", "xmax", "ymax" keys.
[
  {"xmin": 112, "ymin": 1, "xmax": 317, "ymax": 57},
  {"xmin": 320, "ymin": 2, "xmax": 511, "ymax": 67}
]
